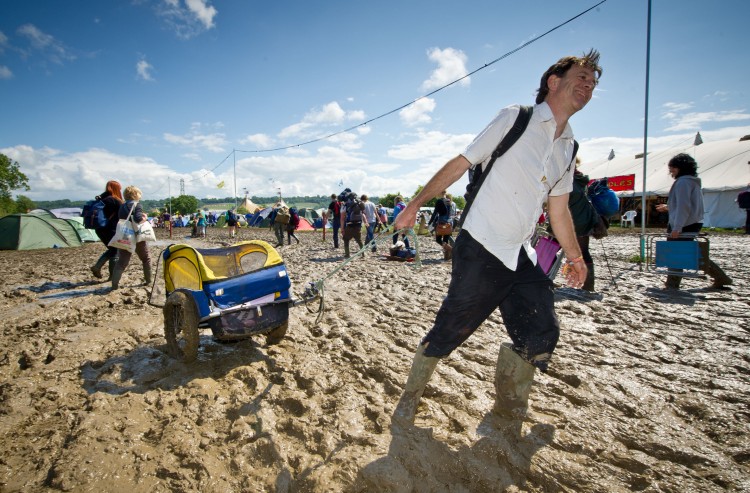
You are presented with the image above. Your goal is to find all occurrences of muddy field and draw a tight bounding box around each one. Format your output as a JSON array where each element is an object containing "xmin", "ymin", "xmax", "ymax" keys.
[{"xmin": 0, "ymin": 226, "xmax": 748, "ymax": 492}]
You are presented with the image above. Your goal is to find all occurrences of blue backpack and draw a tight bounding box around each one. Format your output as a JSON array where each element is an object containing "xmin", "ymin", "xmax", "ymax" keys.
[
  {"xmin": 587, "ymin": 179, "xmax": 620, "ymax": 217},
  {"xmin": 82, "ymin": 198, "xmax": 107, "ymax": 229}
]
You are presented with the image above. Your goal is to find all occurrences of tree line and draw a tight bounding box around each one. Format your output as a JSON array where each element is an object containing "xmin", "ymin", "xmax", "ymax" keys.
[{"xmin": 0, "ymin": 152, "xmax": 465, "ymax": 218}]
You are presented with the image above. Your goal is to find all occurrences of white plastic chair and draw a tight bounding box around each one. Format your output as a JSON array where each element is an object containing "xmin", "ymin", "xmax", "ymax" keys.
[{"xmin": 620, "ymin": 210, "xmax": 637, "ymax": 228}]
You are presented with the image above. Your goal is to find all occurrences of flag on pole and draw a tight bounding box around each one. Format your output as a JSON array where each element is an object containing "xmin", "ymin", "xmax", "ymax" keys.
[
  {"xmin": 608, "ymin": 149, "xmax": 615, "ymax": 160},
  {"xmin": 694, "ymin": 132, "xmax": 703, "ymax": 146},
  {"xmin": 217, "ymin": 181, "xmax": 225, "ymax": 189}
]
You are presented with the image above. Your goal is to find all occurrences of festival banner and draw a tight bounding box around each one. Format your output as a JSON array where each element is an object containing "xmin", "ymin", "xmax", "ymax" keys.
[{"xmin": 605, "ymin": 174, "xmax": 635, "ymax": 191}]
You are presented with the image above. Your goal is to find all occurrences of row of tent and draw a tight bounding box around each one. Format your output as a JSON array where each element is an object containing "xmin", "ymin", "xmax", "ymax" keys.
[
  {"xmin": 0, "ymin": 206, "xmax": 334, "ymax": 250},
  {"xmin": 0, "ymin": 209, "xmax": 98, "ymax": 250},
  {"xmin": 202, "ymin": 207, "xmax": 332, "ymax": 230}
]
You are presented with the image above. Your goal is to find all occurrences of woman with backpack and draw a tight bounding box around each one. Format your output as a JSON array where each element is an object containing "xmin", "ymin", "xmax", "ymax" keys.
[
  {"xmin": 89, "ymin": 180, "xmax": 124, "ymax": 280},
  {"xmin": 226, "ymin": 208, "xmax": 238, "ymax": 238},
  {"xmin": 286, "ymin": 208, "xmax": 301, "ymax": 245},
  {"xmin": 565, "ymin": 158, "xmax": 602, "ymax": 291}
]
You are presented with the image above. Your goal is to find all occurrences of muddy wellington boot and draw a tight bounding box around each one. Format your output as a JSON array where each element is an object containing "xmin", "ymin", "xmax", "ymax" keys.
[
  {"xmin": 107, "ymin": 256, "xmax": 118, "ymax": 281},
  {"xmin": 493, "ymin": 343, "xmax": 536, "ymax": 420},
  {"xmin": 392, "ymin": 343, "xmax": 439, "ymax": 427},
  {"xmin": 110, "ymin": 267, "xmax": 125, "ymax": 290},
  {"xmin": 442, "ymin": 243, "xmax": 453, "ymax": 261},
  {"xmin": 582, "ymin": 262, "xmax": 595, "ymax": 292},
  {"xmin": 344, "ymin": 243, "xmax": 350, "ymax": 259},
  {"xmin": 665, "ymin": 273, "xmax": 682, "ymax": 289},
  {"xmin": 706, "ymin": 260, "xmax": 732, "ymax": 289},
  {"xmin": 90, "ymin": 256, "xmax": 107, "ymax": 279},
  {"xmin": 143, "ymin": 264, "xmax": 152, "ymax": 285}
]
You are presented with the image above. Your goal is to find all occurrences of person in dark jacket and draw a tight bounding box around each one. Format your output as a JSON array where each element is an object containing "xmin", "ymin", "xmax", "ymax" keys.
[
  {"xmin": 428, "ymin": 190, "xmax": 455, "ymax": 261},
  {"xmin": 90, "ymin": 180, "xmax": 124, "ymax": 280},
  {"xmin": 287, "ymin": 208, "xmax": 301, "ymax": 245},
  {"xmin": 111, "ymin": 186, "xmax": 152, "ymax": 290},
  {"xmin": 566, "ymin": 160, "xmax": 600, "ymax": 291}
]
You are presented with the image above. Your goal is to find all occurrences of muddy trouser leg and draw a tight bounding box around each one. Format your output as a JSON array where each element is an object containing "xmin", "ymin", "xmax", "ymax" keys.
[
  {"xmin": 332, "ymin": 223, "xmax": 340, "ymax": 248},
  {"xmin": 111, "ymin": 250, "xmax": 131, "ymax": 290},
  {"xmin": 582, "ymin": 262, "xmax": 595, "ymax": 291},
  {"xmin": 136, "ymin": 242, "xmax": 152, "ymax": 284},
  {"xmin": 698, "ymin": 241, "xmax": 732, "ymax": 286},
  {"xmin": 577, "ymin": 235, "xmax": 595, "ymax": 291},
  {"xmin": 421, "ymin": 232, "xmax": 557, "ymax": 418},
  {"xmin": 107, "ymin": 248, "xmax": 119, "ymax": 280},
  {"xmin": 343, "ymin": 226, "xmax": 351, "ymax": 257},
  {"xmin": 91, "ymin": 250, "xmax": 109, "ymax": 278},
  {"xmin": 354, "ymin": 228, "xmax": 364, "ymax": 252}
]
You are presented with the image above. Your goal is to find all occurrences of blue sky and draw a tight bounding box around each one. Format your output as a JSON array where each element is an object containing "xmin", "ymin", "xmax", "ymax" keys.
[{"xmin": 1, "ymin": 0, "xmax": 748, "ymax": 204}]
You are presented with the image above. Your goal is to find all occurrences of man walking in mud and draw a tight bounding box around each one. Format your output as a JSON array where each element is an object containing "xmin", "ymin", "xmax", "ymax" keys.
[{"xmin": 392, "ymin": 49, "xmax": 601, "ymax": 426}]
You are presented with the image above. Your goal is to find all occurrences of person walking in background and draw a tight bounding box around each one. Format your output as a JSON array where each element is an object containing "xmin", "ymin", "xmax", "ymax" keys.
[
  {"xmin": 327, "ymin": 194, "xmax": 342, "ymax": 249},
  {"xmin": 361, "ymin": 194, "xmax": 379, "ymax": 252},
  {"xmin": 564, "ymin": 157, "xmax": 600, "ymax": 291},
  {"xmin": 111, "ymin": 186, "xmax": 152, "ymax": 290},
  {"xmin": 391, "ymin": 195, "xmax": 407, "ymax": 246},
  {"xmin": 90, "ymin": 180, "xmax": 124, "ymax": 281},
  {"xmin": 341, "ymin": 191, "xmax": 366, "ymax": 258},
  {"xmin": 738, "ymin": 185, "xmax": 750, "ymax": 234},
  {"xmin": 196, "ymin": 210, "xmax": 207, "ymax": 238},
  {"xmin": 655, "ymin": 153, "xmax": 732, "ymax": 290},
  {"xmin": 391, "ymin": 50, "xmax": 600, "ymax": 426},
  {"xmin": 428, "ymin": 190, "xmax": 455, "ymax": 261},
  {"xmin": 268, "ymin": 203, "xmax": 286, "ymax": 247},
  {"xmin": 375, "ymin": 203, "xmax": 388, "ymax": 233},
  {"xmin": 226, "ymin": 208, "xmax": 238, "ymax": 238},
  {"xmin": 287, "ymin": 207, "xmax": 301, "ymax": 245}
]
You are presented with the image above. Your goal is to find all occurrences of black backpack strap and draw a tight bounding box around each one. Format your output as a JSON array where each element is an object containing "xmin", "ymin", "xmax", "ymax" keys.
[
  {"xmin": 549, "ymin": 139, "xmax": 579, "ymax": 192},
  {"xmin": 459, "ymin": 105, "xmax": 533, "ymax": 228}
]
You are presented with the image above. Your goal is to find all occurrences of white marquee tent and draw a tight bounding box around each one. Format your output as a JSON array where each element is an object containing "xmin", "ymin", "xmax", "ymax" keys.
[{"xmin": 580, "ymin": 135, "xmax": 750, "ymax": 228}]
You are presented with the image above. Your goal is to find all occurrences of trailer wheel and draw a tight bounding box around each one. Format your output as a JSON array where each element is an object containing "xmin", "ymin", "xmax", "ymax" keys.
[
  {"xmin": 265, "ymin": 321, "xmax": 288, "ymax": 345},
  {"xmin": 164, "ymin": 291, "xmax": 200, "ymax": 362}
]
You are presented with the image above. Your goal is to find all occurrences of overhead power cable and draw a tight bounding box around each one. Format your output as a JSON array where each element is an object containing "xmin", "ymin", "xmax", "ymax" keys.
[
  {"xmin": 236, "ymin": 0, "xmax": 608, "ymax": 154},
  {"xmin": 147, "ymin": 0, "xmax": 607, "ymax": 198}
]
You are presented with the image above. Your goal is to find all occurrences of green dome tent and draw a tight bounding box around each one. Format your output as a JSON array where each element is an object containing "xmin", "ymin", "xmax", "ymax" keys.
[{"xmin": 0, "ymin": 211, "xmax": 93, "ymax": 250}]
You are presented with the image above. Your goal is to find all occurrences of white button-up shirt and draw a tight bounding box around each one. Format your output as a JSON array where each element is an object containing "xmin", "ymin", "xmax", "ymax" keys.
[{"xmin": 461, "ymin": 102, "xmax": 576, "ymax": 270}]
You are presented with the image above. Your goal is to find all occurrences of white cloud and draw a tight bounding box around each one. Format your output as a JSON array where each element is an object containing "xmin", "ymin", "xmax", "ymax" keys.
[
  {"xmin": 388, "ymin": 130, "xmax": 474, "ymax": 163},
  {"xmin": 0, "ymin": 145, "xmax": 175, "ymax": 200},
  {"xmin": 136, "ymin": 58, "xmax": 155, "ymax": 81},
  {"xmin": 278, "ymin": 101, "xmax": 366, "ymax": 140},
  {"xmin": 239, "ymin": 133, "xmax": 274, "ymax": 149},
  {"xmin": 163, "ymin": 123, "xmax": 228, "ymax": 152},
  {"xmin": 16, "ymin": 24, "xmax": 76, "ymax": 65},
  {"xmin": 664, "ymin": 110, "xmax": 750, "ymax": 132},
  {"xmin": 399, "ymin": 97, "xmax": 436, "ymax": 127},
  {"xmin": 157, "ymin": 0, "xmax": 218, "ymax": 39},
  {"xmin": 420, "ymin": 47, "xmax": 470, "ymax": 92},
  {"xmin": 659, "ymin": 99, "xmax": 750, "ymax": 132},
  {"xmin": 185, "ymin": 0, "xmax": 218, "ymax": 29},
  {"xmin": 0, "ymin": 65, "xmax": 12, "ymax": 79},
  {"xmin": 662, "ymin": 102, "xmax": 694, "ymax": 112},
  {"xmin": 0, "ymin": 31, "xmax": 8, "ymax": 53}
]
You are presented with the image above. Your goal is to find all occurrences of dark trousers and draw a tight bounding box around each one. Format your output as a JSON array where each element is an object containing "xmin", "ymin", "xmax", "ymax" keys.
[
  {"xmin": 422, "ymin": 231, "xmax": 559, "ymax": 371},
  {"xmin": 332, "ymin": 220, "xmax": 340, "ymax": 248}
]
